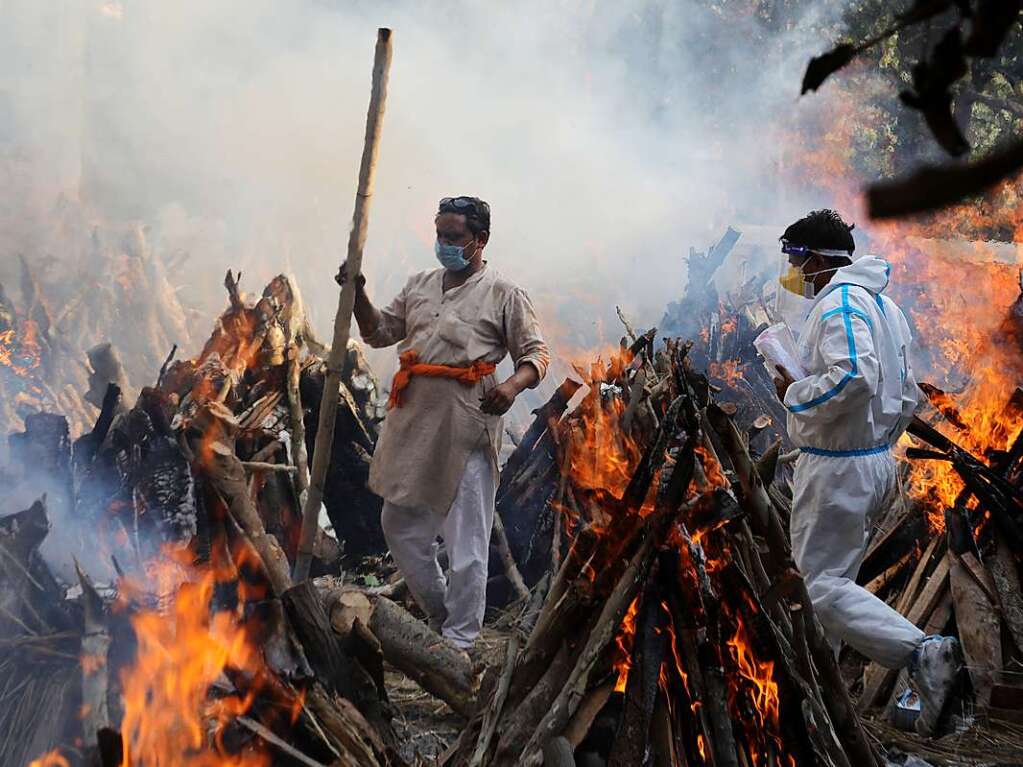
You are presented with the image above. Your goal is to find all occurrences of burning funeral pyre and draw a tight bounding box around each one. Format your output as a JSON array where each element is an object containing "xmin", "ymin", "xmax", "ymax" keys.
[{"xmin": 3, "ymin": 224, "xmax": 1023, "ymax": 767}]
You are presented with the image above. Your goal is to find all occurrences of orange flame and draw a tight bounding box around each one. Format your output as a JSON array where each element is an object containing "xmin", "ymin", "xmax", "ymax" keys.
[
  {"xmin": 727, "ymin": 616, "xmax": 780, "ymax": 730},
  {"xmin": 0, "ymin": 321, "xmax": 43, "ymax": 378},
  {"xmin": 115, "ymin": 546, "xmax": 284, "ymax": 767},
  {"xmin": 612, "ymin": 596, "xmax": 641, "ymax": 693},
  {"xmin": 780, "ymin": 78, "xmax": 1023, "ymax": 536},
  {"xmin": 26, "ymin": 751, "xmax": 70, "ymax": 767}
]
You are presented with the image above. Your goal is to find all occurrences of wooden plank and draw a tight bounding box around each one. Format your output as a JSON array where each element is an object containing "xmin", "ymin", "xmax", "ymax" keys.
[
  {"xmin": 864, "ymin": 550, "xmax": 913, "ymax": 596},
  {"xmin": 895, "ymin": 536, "xmax": 943, "ymax": 616},
  {"xmin": 922, "ymin": 590, "xmax": 954, "ymax": 636},
  {"xmin": 989, "ymin": 534, "xmax": 1023, "ymax": 655},
  {"xmin": 950, "ymin": 556, "xmax": 1002, "ymax": 707},
  {"xmin": 906, "ymin": 555, "xmax": 952, "ymax": 626},
  {"xmin": 859, "ymin": 555, "xmax": 950, "ymax": 711},
  {"xmin": 859, "ymin": 503, "xmax": 923, "ymax": 585},
  {"xmin": 955, "ymin": 551, "xmax": 1001, "ymax": 607}
]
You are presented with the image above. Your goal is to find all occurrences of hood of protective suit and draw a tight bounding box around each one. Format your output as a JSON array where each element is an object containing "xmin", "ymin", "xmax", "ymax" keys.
[{"xmin": 816, "ymin": 255, "xmax": 891, "ymax": 302}]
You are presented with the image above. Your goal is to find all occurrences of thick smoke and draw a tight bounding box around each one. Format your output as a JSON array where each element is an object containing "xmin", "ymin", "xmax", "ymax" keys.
[
  {"xmin": 1, "ymin": 1, "xmax": 855, "ymax": 574},
  {"xmin": 1, "ymin": 1, "xmax": 847, "ymax": 358}
]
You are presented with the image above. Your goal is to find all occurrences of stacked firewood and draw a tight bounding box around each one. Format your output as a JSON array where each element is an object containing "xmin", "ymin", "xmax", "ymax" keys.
[
  {"xmin": 444, "ymin": 337, "xmax": 884, "ymax": 767},
  {"xmin": 854, "ymin": 410, "xmax": 1023, "ymax": 722},
  {"xmin": 1, "ymin": 271, "xmax": 403, "ymax": 767}
]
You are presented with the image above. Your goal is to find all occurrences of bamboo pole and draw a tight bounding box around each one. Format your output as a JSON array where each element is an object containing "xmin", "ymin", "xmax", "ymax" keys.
[{"xmin": 294, "ymin": 28, "xmax": 393, "ymax": 582}]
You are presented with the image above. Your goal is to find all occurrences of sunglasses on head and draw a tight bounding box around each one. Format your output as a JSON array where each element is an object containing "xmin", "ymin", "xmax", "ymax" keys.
[{"xmin": 439, "ymin": 196, "xmax": 489, "ymax": 218}]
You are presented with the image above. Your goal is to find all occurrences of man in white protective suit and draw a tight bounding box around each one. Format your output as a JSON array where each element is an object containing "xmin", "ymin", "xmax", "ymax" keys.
[{"xmin": 771, "ymin": 210, "xmax": 960, "ymax": 737}]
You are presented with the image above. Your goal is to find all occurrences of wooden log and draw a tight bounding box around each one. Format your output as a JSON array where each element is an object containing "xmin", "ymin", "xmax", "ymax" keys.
[
  {"xmin": 563, "ymin": 681, "xmax": 614, "ymax": 749},
  {"xmin": 498, "ymin": 378, "xmax": 581, "ymax": 491},
  {"xmin": 494, "ymin": 643, "xmax": 575, "ymax": 765},
  {"xmin": 326, "ymin": 589, "xmax": 373, "ymax": 639},
  {"xmin": 343, "ymin": 617, "xmax": 387, "ymax": 701},
  {"xmin": 608, "ymin": 572, "xmax": 668, "ymax": 767},
  {"xmin": 491, "ymin": 509, "xmax": 529, "ymax": 601},
  {"xmin": 523, "ymin": 525, "xmax": 597, "ymax": 658},
  {"xmin": 950, "ymin": 555, "xmax": 1001, "ymax": 707},
  {"xmin": 518, "ymin": 498, "xmax": 686, "ymax": 766},
  {"xmin": 540, "ymin": 737, "xmax": 575, "ymax": 767},
  {"xmin": 236, "ymin": 716, "xmax": 330, "ymax": 767},
  {"xmin": 369, "ymin": 596, "xmax": 476, "ymax": 717},
  {"xmin": 296, "ymin": 27, "xmax": 394, "ymax": 582},
  {"xmin": 754, "ymin": 437, "xmax": 782, "ymax": 487},
  {"xmin": 859, "ymin": 502, "xmax": 925, "ymax": 586},
  {"xmin": 282, "ymin": 581, "xmax": 355, "ymax": 695},
  {"xmin": 864, "ymin": 550, "xmax": 914, "ymax": 597},
  {"xmin": 690, "ymin": 545, "xmax": 740, "ymax": 767},
  {"xmin": 303, "ymin": 684, "xmax": 384, "ymax": 767},
  {"xmin": 77, "ymin": 564, "xmax": 110, "ymax": 742},
  {"xmin": 509, "ymin": 579, "xmax": 594, "ymax": 706},
  {"xmin": 989, "ymin": 533, "xmax": 1023, "ymax": 654},
  {"xmin": 650, "ymin": 693, "xmax": 681, "ymax": 767},
  {"xmin": 283, "ymin": 581, "xmax": 397, "ymax": 755},
  {"xmin": 204, "ymin": 438, "xmax": 292, "ymax": 596},
  {"xmin": 895, "ymin": 536, "xmax": 944, "ymax": 616},
  {"xmin": 706, "ymin": 405, "xmax": 882, "ymax": 767},
  {"xmin": 469, "ymin": 628, "xmax": 522, "ymax": 767}
]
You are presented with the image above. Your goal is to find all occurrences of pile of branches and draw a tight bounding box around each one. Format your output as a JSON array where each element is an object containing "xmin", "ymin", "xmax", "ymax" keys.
[
  {"xmin": 0, "ymin": 223, "xmax": 200, "ymax": 440},
  {"xmin": 444, "ymin": 336, "xmax": 881, "ymax": 767},
  {"xmin": 0, "ymin": 272, "xmax": 405, "ymax": 766}
]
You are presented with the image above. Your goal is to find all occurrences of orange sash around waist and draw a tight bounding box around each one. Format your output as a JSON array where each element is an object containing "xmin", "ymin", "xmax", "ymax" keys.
[{"xmin": 387, "ymin": 350, "xmax": 497, "ymax": 409}]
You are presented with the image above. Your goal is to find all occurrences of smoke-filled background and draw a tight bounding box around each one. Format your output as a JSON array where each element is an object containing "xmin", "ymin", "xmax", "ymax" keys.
[{"xmin": 0, "ymin": 0, "xmax": 858, "ymax": 362}]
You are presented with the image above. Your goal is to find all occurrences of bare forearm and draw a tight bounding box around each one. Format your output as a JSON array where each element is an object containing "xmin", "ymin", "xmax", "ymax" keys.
[
  {"xmin": 353, "ymin": 286, "xmax": 382, "ymax": 338},
  {"xmin": 505, "ymin": 362, "xmax": 540, "ymax": 393}
]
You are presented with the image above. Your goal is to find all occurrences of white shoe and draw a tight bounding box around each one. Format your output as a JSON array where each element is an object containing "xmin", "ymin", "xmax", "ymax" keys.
[{"xmin": 909, "ymin": 635, "xmax": 961, "ymax": 737}]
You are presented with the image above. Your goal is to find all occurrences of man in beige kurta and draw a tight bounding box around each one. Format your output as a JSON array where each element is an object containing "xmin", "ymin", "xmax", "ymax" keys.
[{"xmin": 340, "ymin": 196, "xmax": 549, "ymax": 649}]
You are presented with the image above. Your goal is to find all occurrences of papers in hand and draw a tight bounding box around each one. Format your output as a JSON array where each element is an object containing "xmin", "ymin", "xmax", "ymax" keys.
[{"xmin": 753, "ymin": 323, "xmax": 806, "ymax": 380}]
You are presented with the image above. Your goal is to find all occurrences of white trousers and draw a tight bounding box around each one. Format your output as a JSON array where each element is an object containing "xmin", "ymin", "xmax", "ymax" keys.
[
  {"xmin": 380, "ymin": 449, "xmax": 496, "ymax": 649},
  {"xmin": 791, "ymin": 451, "xmax": 924, "ymax": 669}
]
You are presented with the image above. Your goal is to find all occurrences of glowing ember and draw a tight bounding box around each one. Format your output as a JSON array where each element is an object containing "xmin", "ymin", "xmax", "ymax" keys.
[{"xmin": 708, "ymin": 358, "xmax": 747, "ymax": 388}]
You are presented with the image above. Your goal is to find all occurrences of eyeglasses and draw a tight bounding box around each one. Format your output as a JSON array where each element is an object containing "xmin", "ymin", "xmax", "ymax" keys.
[{"xmin": 439, "ymin": 196, "xmax": 490, "ymax": 218}]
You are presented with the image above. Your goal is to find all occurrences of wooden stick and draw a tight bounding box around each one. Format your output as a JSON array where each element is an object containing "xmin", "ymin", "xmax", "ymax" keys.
[
  {"xmin": 492, "ymin": 509, "xmax": 529, "ymax": 601},
  {"xmin": 286, "ymin": 342, "xmax": 311, "ymax": 500},
  {"xmin": 295, "ymin": 28, "xmax": 393, "ymax": 582},
  {"xmin": 236, "ymin": 716, "xmax": 329, "ymax": 767},
  {"xmin": 77, "ymin": 564, "xmax": 110, "ymax": 742},
  {"xmin": 241, "ymin": 461, "xmax": 298, "ymax": 474}
]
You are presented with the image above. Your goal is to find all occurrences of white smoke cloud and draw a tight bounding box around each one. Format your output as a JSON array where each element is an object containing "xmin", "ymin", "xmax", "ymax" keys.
[{"xmin": 1, "ymin": 0, "xmax": 848, "ymax": 366}]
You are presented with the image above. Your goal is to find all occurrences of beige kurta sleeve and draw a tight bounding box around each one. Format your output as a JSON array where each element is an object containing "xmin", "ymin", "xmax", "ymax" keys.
[
  {"xmin": 503, "ymin": 286, "xmax": 550, "ymax": 385},
  {"xmin": 362, "ymin": 279, "xmax": 409, "ymax": 349}
]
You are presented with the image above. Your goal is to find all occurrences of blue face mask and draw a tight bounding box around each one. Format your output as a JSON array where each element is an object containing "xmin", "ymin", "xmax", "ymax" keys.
[{"xmin": 435, "ymin": 239, "xmax": 474, "ymax": 271}]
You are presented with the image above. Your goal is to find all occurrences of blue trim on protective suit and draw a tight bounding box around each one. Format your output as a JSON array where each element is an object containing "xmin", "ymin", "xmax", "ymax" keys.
[
  {"xmin": 821, "ymin": 305, "xmax": 874, "ymax": 330},
  {"xmin": 788, "ymin": 285, "xmax": 859, "ymax": 413},
  {"xmin": 800, "ymin": 444, "xmax": 890, "ymax": 457}
]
